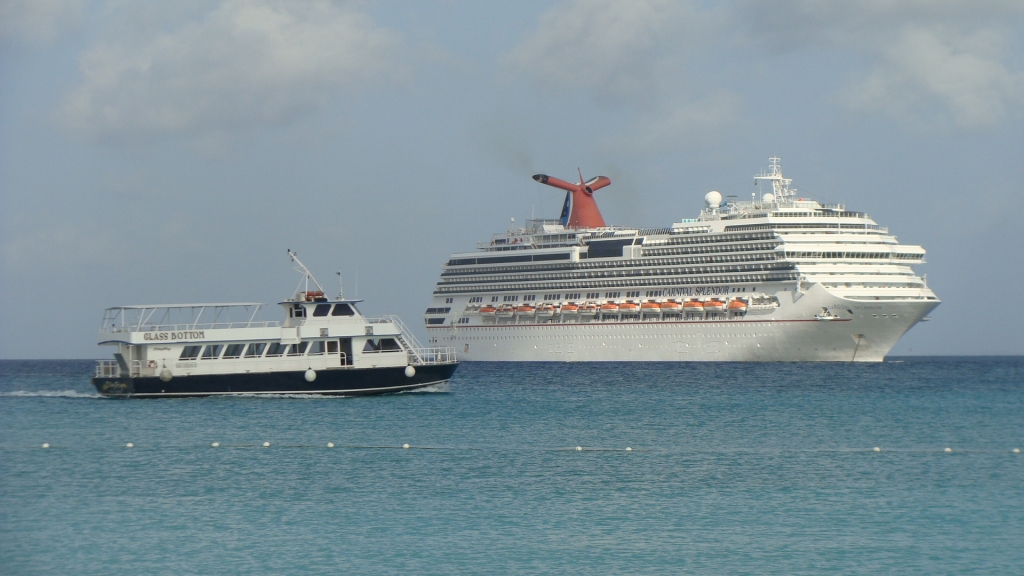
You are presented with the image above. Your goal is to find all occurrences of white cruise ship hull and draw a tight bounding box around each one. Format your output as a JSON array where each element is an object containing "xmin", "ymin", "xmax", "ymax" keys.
[{"xmin": 431, "ymin": 285, "xmax": 938, "ymax": 362}]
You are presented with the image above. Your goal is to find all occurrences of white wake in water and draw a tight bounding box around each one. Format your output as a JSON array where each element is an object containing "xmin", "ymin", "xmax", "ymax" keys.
[
  {"xmin": 0, "ymin": 390, "xmax": 101, "ymax": 398},
  {"xmin": 407, "ymin": 381, "xmax": 451, "ymax": 393}
]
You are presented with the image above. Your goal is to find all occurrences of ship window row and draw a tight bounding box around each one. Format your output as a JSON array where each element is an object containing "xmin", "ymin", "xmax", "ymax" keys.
[
  {"xmin": 660, "ymin": 231, "xmax": 777, "ymax": 246},
  {"xmin": 310, "ymin": 303, "xmax": 356, "ymax": 317},
  {"xmin": 178, "ymin": 339, "xmax": 369, "ymax": 360},
  {"xmin": 433, "ymin": 272, "xmax": 800, "ymax": 295},
  {"xmin": 442, "ymin": 245, "xmax": 779, "ymax": 277},
  {"xmin": 424, "ymin": 307, "xmax": 451, "ymax": 315},
  {"xmin": 785, "ymin": 251, "xmax": 921, "ymax": 260},
  {"xmin": 442, "ymin": 253, "xmax": 781, "ymax": 282},
  {"xmin": 448, "ymin": 252, "xmax": 572, "ymax": 266},
  {"xmin": 822, "ymin": 282, "xmax": 924, "ymax": 289},
  {"xmin": 438, "ymin": 261, "xmax": 791, "ymax": 286},
  {"xmin": 769, "ymin": 211, "xmax": 868, "ymax": 219},
  {"xmin": 640, "ymin": 241, "xmax": 778, "ymax": 257},
  {"xmin": 724, "ymin": 223, "xmax": 886, "ymax": 233}
]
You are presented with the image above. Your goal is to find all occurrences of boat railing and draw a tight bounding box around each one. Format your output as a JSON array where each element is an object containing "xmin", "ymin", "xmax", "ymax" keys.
[
  {"xmin": 100, "ymin": 321, "xmax": 282, "ymax": 334},
  {"xmin": 95, "ymin": 359, "xmax": 144, "ymax": 377},
  {"xmin": 96, "ymin": 360, "xmax": 121, "ymax": 377},
  {"xmin": 409, "ymin": 347, "xmax": 457, "ymax": 365}
]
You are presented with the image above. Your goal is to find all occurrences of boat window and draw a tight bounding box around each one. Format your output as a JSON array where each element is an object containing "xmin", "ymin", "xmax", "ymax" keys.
[
  {"xmin": 201, "ymin": 345, "xmax": 223, "ymax": 359},
  {"xmin": 379, "ymin": 338, "xmax": 402, "ymax": 351},
  {"xmin": 179, "ymin": 345, "xmax": 202, "ymax": 360},
  {"xmin": 326, "ymin": 340, "xmax": 339, "ymax": 354},
  {"xmin": 266, "ymin": 343, "xmax": 288, "ymax": 357},
  {"xmin": 223, "ymin": 344, "xmax": 245, "ymax": 359},
  {"xmin": 309, "ymin": 340, "xmax": 326, "ymax": 355},
  {"xmin": 313, "ymin": 304, "xmax": 332, "ymax": 317},
  {"xmin": 292, "ymin": 304, "xmax": 306, "ymax": 318},
  {"xmin": 288, "ymin": 342, "xmax": 309, "ymax": 356},
  {"xmin": 331, "ymin": 304, "xmax": 355, "ymax": 316},
  {"xmin": 245, "ymin": 343, "xmax": 267, "ymax": 358},
  {"xmin": 363, "ymin": 339, "xmax": 380, "ymax": 352}
]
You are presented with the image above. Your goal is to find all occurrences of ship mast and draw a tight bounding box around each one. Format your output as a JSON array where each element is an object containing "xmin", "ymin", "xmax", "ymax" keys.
[
  {"xmin": 287, "ymin": 249, "xmax": 325, "ymax": 296},
  {"xmin": 754, "ymin": 156, "xmax": 796, "ymax": 202}
]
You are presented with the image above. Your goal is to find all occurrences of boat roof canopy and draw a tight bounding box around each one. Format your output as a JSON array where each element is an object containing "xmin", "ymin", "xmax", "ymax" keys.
[{"xmin": 105, "ymin": 303, "xmax": 264, "ymax": 311}]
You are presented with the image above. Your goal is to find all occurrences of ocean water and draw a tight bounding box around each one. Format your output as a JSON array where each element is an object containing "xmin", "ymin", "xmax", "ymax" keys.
[{"xmin": 1, "ymin": 358, "xmax": 1022, "ymax": 575}]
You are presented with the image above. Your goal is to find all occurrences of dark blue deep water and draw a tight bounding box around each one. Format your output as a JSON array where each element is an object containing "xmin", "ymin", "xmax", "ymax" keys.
[{"xmin": 2, "ymin": 358, "xmax": 1022, "ymax": 574}]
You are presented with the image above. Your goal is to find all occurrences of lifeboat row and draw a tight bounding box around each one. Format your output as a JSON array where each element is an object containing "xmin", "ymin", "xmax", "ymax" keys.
[{"xmin": 476, "ymin": 298, "xmax": 749, "ymax": 317}]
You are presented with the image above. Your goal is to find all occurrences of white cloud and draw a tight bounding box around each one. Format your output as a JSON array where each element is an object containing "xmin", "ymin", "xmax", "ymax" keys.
[
  {"xmin": 59, "ymin": 0, "xmax": 402, "ymax": 142},
  {"xmin": 737, "ymin": 0, "xmax": 1024, "ymax": 130},
  {"xmin": 614, "ymin": 90, "xmax": 742, "ymax": 152},
  {"xmin": 506, "ymin": 0, "xmax": 703, "ymax": 104},
  {"xmin": 506, "ymin": 0, "xmax": 738, "ymax": 149},
  {"xmin": 0, "ymin": 0, "xmax": 82, "ymax": 46},
  {"xmin": 841, "ymin": 26, "xmax": 1024, "ymax": 129}
]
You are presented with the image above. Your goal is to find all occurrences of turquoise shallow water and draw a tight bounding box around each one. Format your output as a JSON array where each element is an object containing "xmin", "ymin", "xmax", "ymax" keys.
[{"xmin": 1, "ymin": 358, "xmax": 1022, "ymax": 574}]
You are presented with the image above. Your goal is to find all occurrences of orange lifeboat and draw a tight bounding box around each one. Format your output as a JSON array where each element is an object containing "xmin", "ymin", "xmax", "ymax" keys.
[
  {"xmin": 599, "ymin": 301, "xmax": 619, "ymax": 313},
  {"xmin": 579, "ymin": 302, "xmax": 599, "ymax": 316},
  {"xmin": 479, "ymin": 305, "xmax": 497, "ymax": 316},
  {"xmin": 516, "ymin": 304, "xmax": 535, "ymax": 317},
  {"xmin": 535, "ymin": 303, "xmax": 556, "ymax": 317},
  {"xmin": 727, "ymin": 299, "xmax": 748, "ymax": 312},
  {"xmin": 703, "ymin": 298, "xmax": 725, "ymax": 313},
  {"xmin": 640, "ymin": 300, "xmax": 661, "ymax": 311},
  {"xmin": 660, "ymin": 300, "xmax": 681, "ymax": 313},
  {"xmin": 683, "ymin": 299, "xmax": 704, "ymax": 312},
  {"xmin": 619, "ymin": 301, "xmax": 639, "ymax": 313},
  {"xmin": 560, "ymin": 302, "xmax": 580, "ymax": 316}
]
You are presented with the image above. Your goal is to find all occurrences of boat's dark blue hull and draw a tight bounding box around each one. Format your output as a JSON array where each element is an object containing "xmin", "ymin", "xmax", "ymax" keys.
[{"xmin": 91, "ymin": 364, "xmax": 459, "ymax": 398}]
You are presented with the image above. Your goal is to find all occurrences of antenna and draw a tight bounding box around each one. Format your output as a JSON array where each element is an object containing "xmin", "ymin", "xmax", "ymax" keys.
[
  {"xmin": 287, "ymin": 249, "xmax": 325, "ymax": 297},
  {"xmin": 336, "ymin": 269, "xmax": 344, "ymax": 299}
]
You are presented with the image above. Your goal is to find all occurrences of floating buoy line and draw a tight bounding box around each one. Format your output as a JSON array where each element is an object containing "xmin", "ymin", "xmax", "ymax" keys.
[{"xmin": 20, "ymin": 443, "xmax": 1022, "ymax": 454}]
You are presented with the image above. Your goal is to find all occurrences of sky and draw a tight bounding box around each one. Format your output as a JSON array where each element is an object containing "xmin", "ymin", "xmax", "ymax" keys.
[{"xmin": 2, "ymin": 0, "xmax": 1023, "ymax": 358}]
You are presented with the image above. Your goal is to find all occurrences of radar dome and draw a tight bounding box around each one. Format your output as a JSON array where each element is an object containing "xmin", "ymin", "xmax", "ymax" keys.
[
  {"xmin": 704, "ymin": 191, "xmax": 722, "ymax": 207},
  {"xmin": 763, "ymin": 192, "xmax": 775, "ymax": 203}
]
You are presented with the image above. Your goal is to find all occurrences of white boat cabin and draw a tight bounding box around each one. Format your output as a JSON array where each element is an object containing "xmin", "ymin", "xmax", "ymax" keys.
[{"xmin": 96, "ymin": 292, "xmax": 429, "ymax": 379}]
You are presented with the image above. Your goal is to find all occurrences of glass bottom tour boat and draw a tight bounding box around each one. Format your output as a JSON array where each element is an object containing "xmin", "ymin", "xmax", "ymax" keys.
[{"xmin": 92, "ymin": 251, "xmax": 458, "ymax": 397}]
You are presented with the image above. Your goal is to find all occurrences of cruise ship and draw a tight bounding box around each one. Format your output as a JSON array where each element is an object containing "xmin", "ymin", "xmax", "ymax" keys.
[{"xmin": 423, "ymin": 158, "xmax": 938, "ymax": 362}]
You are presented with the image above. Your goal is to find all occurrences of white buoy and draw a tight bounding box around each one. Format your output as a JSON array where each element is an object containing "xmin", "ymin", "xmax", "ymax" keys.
[
  {"xmin": 42, "ymin": 443, "xmax": 49, "ymax": 449},
  {"xmin": 211, "ymin": 442, "xmax": 220, "ymax": 447},
  {"xmin": 126, "ymin": 443, "xmax": 134, "ymax": 448},
  {"xmin": 944, "ymin": 447, "xmax": 952, "ymax": 453},
  {"xmin": 404, "ymin": 365, "xmax": 416, "ymax": 378},
  {"xmin": 402, "ymin": 443, "xmax": 410, "ymax": 449},
  {"xmin": 873, "ymin": 447, "xmax": 881, "ymax": 452},
  {"xmin": 263, "ymin": 442, "xmax": 271, "ymax": 447},
  {"xmin": 626, "ymin": 447, "xmax": 632, "ymax": 451},
  {"xmin": 159, "ymin": 369, "xmax": 172, "ymax": 383},
  {"xmin": 304, "ymin": 369, "xmax": 316, "ymax": 382},
  {"xmin": 1013, "ymin": 448, "xmax": 1020, "ymax": 454},
  {"xmin": 575, "ymin": 446, "xmax": 582, "ymax": 451}
]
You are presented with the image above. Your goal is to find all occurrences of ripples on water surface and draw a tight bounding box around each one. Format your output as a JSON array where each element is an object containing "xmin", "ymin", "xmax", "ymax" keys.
[{"xmin": 1, "ymin": 358, "xmax": 1022, "ymax": 574}]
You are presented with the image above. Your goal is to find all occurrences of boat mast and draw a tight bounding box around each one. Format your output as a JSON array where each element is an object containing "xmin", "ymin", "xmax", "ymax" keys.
[{"xmin": 287, "ymin": 249, "xmax": 325, "ymax": 295}]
